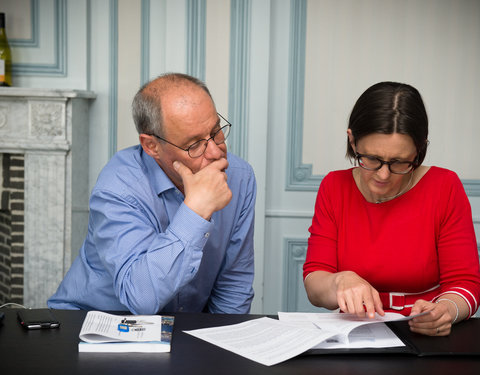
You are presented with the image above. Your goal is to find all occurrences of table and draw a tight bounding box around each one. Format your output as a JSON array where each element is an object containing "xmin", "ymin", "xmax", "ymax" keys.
[{"xmin": 1, "ymin": 309, "xmax": 479, "ymax": 375}]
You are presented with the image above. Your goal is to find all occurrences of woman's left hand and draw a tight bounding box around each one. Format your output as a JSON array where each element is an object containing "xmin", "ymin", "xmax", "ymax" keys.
[{"xmin": 408, "ymin": 299, "xmax": 453, "ymax": 336}]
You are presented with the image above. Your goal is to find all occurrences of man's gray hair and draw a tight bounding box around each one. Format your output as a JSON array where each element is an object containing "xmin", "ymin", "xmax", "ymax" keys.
[{"xmin": 132, "ymin": 73, "xmax": 213, "ymax": 136}]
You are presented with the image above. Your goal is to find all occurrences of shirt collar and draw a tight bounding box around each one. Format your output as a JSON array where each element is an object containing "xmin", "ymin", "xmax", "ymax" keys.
[{"xmin": 139, "ymin": 147, "xmax": 177, "ymax": 196}]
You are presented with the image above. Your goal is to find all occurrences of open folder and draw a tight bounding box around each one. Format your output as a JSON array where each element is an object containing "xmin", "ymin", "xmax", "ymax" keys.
[
  {"xmin": 184, "ymin": 313, "xmax": 480, "ymax": 366},
  {"xmin": 279, "ymin": 311, "xmax": 480, "ymax": 356}
]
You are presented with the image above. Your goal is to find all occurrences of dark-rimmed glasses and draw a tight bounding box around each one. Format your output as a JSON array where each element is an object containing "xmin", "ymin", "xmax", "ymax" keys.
[
  {"xmin": 147, "ymin": 113, "xmax": 232, "ymax": 158},
  {"xmin": 355, "ymin": 153, "xmax": 417, "ymax": 174}
]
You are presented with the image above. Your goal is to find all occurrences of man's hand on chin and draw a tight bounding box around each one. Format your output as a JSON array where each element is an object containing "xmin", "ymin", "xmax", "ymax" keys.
[{"xmin": 174, "ymin": 158, "xmax": 232, "ymax": 220}]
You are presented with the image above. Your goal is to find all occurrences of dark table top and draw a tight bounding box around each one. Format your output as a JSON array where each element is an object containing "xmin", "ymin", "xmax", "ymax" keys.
[{"xmin": 1, "ymin": 309, "xmax": 479, "ymax": 375}]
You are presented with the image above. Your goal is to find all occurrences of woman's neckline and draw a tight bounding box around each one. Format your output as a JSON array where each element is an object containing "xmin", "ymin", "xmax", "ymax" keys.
[{"xmin": 351, "ymin": 165, "xmax": 432, "ymax": 205}]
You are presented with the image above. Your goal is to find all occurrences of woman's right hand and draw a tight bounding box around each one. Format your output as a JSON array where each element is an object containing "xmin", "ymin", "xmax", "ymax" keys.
[{"xmin": 334, "ymin": 271, "xmax": 384, "ymax": 318}]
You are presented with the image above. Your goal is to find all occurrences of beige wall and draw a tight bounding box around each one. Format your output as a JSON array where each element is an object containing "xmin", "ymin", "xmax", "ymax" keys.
[
  {"xmin": 115, "ymin": 0, "xmax": 232, "ymax": 150},
  {"xmin": 205, "ymin": 0, "xmax": 230, "ymax": 116},
  {"xmin": 303, "ymin": 0, "xmax": 480, "ymax": 179},
  {"xmin": 117, "ymin": 0, "xmax": 142, "ymax": 151}
]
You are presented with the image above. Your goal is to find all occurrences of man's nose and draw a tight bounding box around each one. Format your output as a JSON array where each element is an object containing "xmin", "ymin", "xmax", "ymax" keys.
[{"xmin": 203, "ymin": 139, "xmax": 225, "ymax": 160}]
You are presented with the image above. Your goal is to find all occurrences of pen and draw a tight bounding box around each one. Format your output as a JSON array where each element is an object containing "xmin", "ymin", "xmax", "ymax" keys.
[
  {"xmin": 120, "ymin": 318, "xmax": 154, "ymax": 325},
  {"xmin": 121, "ymin": 319, "xmax": 138, "ymax": 325}
]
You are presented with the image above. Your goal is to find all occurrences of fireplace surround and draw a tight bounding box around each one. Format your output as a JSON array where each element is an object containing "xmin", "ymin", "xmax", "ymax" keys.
[{"xmin": 0, "ymin": 87, "xmax": 95, "ymax": 308}]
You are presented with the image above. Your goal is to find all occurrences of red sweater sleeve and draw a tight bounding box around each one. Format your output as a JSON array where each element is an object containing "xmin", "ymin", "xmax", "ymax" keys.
[
  {"xmin": 434, "ymin": 171, "xmax": 480, "ymax": 317},
  {"xmin": 304, "ymin": 171, "xmax": 340, "ymax": 277}
]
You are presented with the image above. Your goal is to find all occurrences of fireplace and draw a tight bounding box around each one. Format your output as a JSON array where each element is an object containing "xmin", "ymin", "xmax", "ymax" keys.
[
  {"xmin": 0, "ymin": 88, "xmax": 95, "ymax": 308},
  {"xmin": 0, "ymin": 153, "xmax": 25, "ymax": 305}
]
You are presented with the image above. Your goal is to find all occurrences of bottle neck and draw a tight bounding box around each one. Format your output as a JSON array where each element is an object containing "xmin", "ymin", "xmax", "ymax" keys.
[{"xmin": 0, "ymin": 14, "xmax": 7, "ymax": 41}]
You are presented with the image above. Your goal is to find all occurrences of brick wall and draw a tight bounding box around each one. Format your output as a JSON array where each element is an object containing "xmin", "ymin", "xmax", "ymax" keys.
[
  {"xmin": 0, "ymin": 153, "xmax": 25, "ymax": 305},
  {"xmin": 0, "ymin": 209, "xmax": 11, "ymax": 303}
]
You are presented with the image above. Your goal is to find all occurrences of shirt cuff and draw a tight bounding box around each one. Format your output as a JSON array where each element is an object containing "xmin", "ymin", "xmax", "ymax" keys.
[{"xmin": 168, "ymin": 203, "xmax": 214, "ymax": 248}]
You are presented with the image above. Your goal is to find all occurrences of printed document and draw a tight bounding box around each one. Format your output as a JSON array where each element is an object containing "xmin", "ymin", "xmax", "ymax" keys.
[
  {"xmin": 278, "ymin": 311, "xmax": 407, "ymax": 349},
  {"xmin": 184, "ymin": 312, "xmax": 425, "ymax": 366},
  {"xmin": 185, "ymin": 317, "xmax": 330, "ymax": 366}
]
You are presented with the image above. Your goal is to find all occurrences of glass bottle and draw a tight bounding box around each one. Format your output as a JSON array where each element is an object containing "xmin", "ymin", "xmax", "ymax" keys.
[{"xmin": 0, "ymin": 12, "xmax": 12, "ymax": 87}]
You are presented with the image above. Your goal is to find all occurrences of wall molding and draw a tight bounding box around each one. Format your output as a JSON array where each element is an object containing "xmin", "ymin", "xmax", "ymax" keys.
[
  {"xmin": 464, "ymin": 180, "xmax": 480, "ymax": 197},
  {"xmin": 283, "ymin": 238, "xmax": 308, "ymax": 311},
  {"xmin": 140, "ymin": 0, "xmax": 150, "ymax": 85},
  {"xmin": 9, "ymin": 0, "xmax": 39, "ymax": 48},
  {"xmin": 12, "ymin": 0, "xmax": 67, "ymax": 76},
  {"xmin": 266, "ymin": 209, "xmax": 313, "ymax": 219},
  {"xmin": 86, "ymin": 0, "xmax": 91, "ymax": 90},
  {"xmin": 285, "ymin": 0, "xmax": 323, "ymax": 191},
  {"xmin": 108, "ymin": 0, "xmax": 118, "ymax": 158},
  {"xmin": 186, "ymin": 0, "xmax": 206, "ymax": 81},
  {"xmin": 228, "ymin": 0, "xmax": 251, "ymax": 160},
  {"xmin": 284, "ymin": 0, "xmax": 480, "ymax": 196}
]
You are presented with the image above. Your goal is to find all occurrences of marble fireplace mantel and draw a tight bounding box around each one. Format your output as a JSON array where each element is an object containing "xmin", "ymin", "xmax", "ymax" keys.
[{"xmin": 0, "ymin": 87, "xmax": 96, "ymax": 308}]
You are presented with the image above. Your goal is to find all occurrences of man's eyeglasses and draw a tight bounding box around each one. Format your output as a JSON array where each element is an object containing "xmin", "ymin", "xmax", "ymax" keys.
[
  {"xmin": 355, "ymin": 152, "xmax": 417, "ymax": 174},
  {"xmin": 147, "ymin": 113, "xmax": 232, "ymax": 158}
]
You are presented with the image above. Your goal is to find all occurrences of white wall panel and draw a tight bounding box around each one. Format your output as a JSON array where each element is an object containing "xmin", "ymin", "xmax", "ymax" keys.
[
  {"xmin": 117, "ymin": 0, "xmax": 141, "ymax": 151},
  {"xmin": 2, "ymin": 0, "xmax": 33, "ymax": 41},
  {"xmin": 9, "ymin": 0, "xmax": 88, "ymax": 88},
  {"xmin": 88, "ymin": 0, "xmax": 118, "ymax": 190},
  {"xmin": 205, "ymin": 0, "xmax": 230, "ymax": 115},
  {"xmin": 302, "ymin": 0, "xmax": 480, "ymax": 180},
  {"xmin": 243, "ymin": 0, "xmax": 271, "ymax": 314},
  {"xmin": 9, "ymin": 0, "xmax": 62, "ymax": 70},
  {"xmin": 164, "ymin": 0, "xmax": 187, "ymax": 73}
]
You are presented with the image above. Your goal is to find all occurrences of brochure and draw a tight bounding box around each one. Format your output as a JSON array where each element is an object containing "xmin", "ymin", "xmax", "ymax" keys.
[{"xmin": 78, "ymin": 311, "xmax": 174, "ymax": 353}]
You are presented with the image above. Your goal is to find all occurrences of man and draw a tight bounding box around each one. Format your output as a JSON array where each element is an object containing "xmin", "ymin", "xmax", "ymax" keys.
[{"xmin": 48, "ymin": 73, "xmax": 256, "ymax": 314}]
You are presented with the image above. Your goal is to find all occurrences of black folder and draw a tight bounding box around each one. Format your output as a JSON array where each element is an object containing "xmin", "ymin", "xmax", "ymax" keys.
[
  {"xmin": 305, "ymin": 317, "xmax": 480, "ymax": 356},
  {"xmin": 387, "ymin": 318, "xmax": 480, "ymax": 356}
]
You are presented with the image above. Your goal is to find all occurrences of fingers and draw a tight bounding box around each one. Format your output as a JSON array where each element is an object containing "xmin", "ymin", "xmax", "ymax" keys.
[
  {"xmin": 362, "ymin": 294, "xmax": 376, "ymax": 319},
  {"xmin": 338, "ymin": 290, "xmax": 376, "ymax": 318},
  {"xmin": 373, "ymin": 291, "xmax": 385, "ymax": 316},
  {"xmin": 177, "ymin": 158, "xmax": 232, "ymax": 220},
  {"xmin": 366, "ymin": 290, "xmax": 385, "ymax": 318},
  {"xmin": 408, "ymin": 300, "xmax": 452, "ymax": 336},
  {"xmin": 409, "ymin": 319, "xmax": 452, "ymax": 336},
  {"xmin": 335, "ymin": 271, "xmax": 383, "ymax": 318},
  {"xmin": 173, "ymin": 158, "xmax": 228, "ymax": 180},
  {"xmin": 173, "ymin": 160, "xmax": 193, "ymax": 179},
  {"xmin": 210, "ymin": 157, "xmax": 229, "ymax": 172},
  {"xmin": 341, "ymin": 292, "xmax": 365, "ymax": 317}
]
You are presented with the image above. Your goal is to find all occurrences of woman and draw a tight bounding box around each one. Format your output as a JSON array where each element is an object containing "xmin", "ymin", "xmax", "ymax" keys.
[{"xmin": 303, "ymin": 82, "xmax": 480, "ymax": 336}]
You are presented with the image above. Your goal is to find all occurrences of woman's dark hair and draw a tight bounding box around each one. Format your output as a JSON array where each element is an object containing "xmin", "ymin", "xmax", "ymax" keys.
[{"xmin": 346, "ymin": 82, "xmax": 429, "ymax": 166}]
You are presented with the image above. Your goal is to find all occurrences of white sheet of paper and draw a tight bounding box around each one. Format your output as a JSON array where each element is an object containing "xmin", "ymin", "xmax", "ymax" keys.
[
  {"xmin": 184, "ymin": 317, "xmax": 336, "ymax": 366},
  {"xmin": 278, "ymin": 311, "xmax": 427, "ymax": 349}
]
